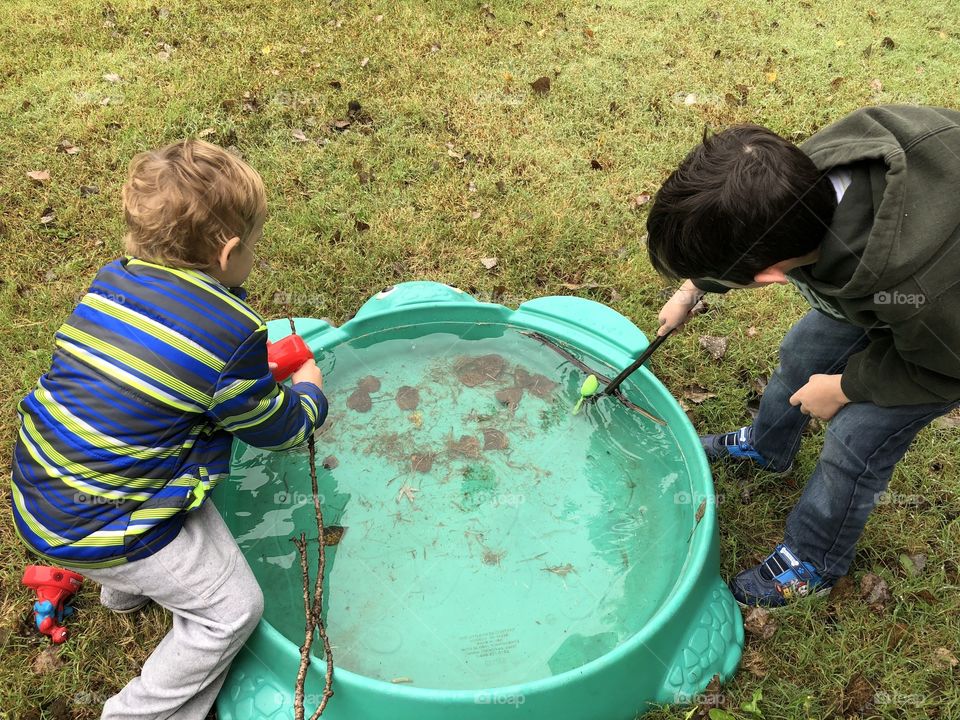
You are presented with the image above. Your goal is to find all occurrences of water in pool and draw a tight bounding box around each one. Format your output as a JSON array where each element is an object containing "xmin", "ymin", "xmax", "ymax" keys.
[{"xmin": 216, "ymin": 323, "xmax": 699, "ymax": 691}]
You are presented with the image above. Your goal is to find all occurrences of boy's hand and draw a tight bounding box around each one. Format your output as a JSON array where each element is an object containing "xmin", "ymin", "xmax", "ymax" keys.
[
  {"xmin": 790, "ymin": 374, "xmax": 849, "ymax": 420},
  {"xmin": 291, "ymin": 359, "xmax": 323, "ymax": 388},
  {"xmin": 657, "ymin": 279, "xmax": 706, "ymax": 336}
]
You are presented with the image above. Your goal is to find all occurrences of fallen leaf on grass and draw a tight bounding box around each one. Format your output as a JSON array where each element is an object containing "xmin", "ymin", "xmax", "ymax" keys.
[
  {"xmin": 530, "ymin": 76, "xmax": 551, "ymax": 95},
  {"xmin": 898, "ymin": 552, "xmax": 927, "ymax": 576},
  {"xmin": 682, "ymin": 385, "xmax": 717, "ymax": 404},
  {"xmin": 743, "ymin": 606, "xmax": 778, "ymax": 640},
  {"xmin": 932, "ymin": 647, "xmax": 958, "ymax": 669},
  {"xmin": 859, "ymin": 572, "xmax": 891, "ymax": 611},
  {"xmin": 740, "ymin": 648, "xmax": 767, "ymax": 678},
  {"xmin": 480, "ymin": 256, "xmax": 498, "ymax": 270},
  {"xmin": 103, "ymin": 72, "xmax": 121, "ymax": 83},
  {"xmin": 27, "ymin": 170, "xmax": 50, "ymax": 185},
  {"xmin": 841, "ymin": 673, "xmax": 874, "ymax": 716},
  {"xmin": 699, "ymin": 335, "xmax": 729, "ymax": 360},
  {"xmin": 33, "ymin": 647, "xmax": 62, "ymax": 675},
  {"xmin": 80, "ymin": 184, "xmax": 100, "ymax": 197},
  {"xmin": 56, "ymin": 139, "xmax": 80, "ymax": 155},
  {"xmin": 291, "ymin": 128, "xmax": 309, "ymax": 143}
]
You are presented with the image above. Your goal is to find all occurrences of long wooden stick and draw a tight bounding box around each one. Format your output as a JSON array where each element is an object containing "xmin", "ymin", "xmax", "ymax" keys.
[
  {"xmin": 521, "ymin": 331, "xmax": 666, "ymax": 425},
  {"xmin": 289, "ymin": 316, "xmax": 334, "ymax": 720}
]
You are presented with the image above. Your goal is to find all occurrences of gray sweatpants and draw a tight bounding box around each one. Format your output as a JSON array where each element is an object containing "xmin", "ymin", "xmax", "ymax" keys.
[{"xmin": 72, "ymin": 500, "xmax": 264, "ymax": 720}]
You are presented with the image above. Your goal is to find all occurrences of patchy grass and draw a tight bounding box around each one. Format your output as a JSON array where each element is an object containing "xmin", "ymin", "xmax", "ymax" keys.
[{"xmin": 1, "ymin": 0, "xmax": 958, "ymax": 718}]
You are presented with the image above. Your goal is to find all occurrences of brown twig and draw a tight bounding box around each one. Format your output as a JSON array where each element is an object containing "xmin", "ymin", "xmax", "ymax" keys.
[
  {"xmin": 290, "ymin": 317, "xmax": 334, "ymax": 720},
  {"xmin": 521, "ymin": 331, "xmax": 666, "ymax": 425}
]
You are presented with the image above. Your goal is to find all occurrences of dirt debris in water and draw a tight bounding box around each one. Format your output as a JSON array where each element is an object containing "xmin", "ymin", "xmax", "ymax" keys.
[
  {"xmin": 395, "ymin": 385, "xmax": 420, "ymax": 410},
  {"xmin": 454, "ymin": 354, "xmax": 505, "ymax": 387},
  {"xmin": 322, "ymin": 455, "xmax": 339, "ymax": 470},
  {"xmin": 514, "ymin": 365, "xmax": 557, "ymax": 398},
  {"xmin": 322, "ymin": 525, "xmax": 347, "ymax": 546}
]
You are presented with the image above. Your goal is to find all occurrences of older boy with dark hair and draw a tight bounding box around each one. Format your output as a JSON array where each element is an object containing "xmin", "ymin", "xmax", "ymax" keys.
[{"xmin": 648, "ymin": 105, "xmax": 960, "ymax": 607}]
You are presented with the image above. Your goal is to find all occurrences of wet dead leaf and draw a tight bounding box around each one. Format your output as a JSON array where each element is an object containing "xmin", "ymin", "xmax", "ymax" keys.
[
  {"xmin": 859, "ymin": 572, "xmax": 892, "ymax": 611},
  {"xmin": 33, "ymin": 647, "xmax": 62, "ymax": 675},
  {"xmin": 448, "ymin": 435, "xmax": 482, "ymax": 459},
  {"xmin": 455, "ymin": 354, "xmax": 505, "ymax": 387},
  {"xmin": 483, "ymin": 549, "xmax": 505, "ymax": 566},
  {"xmin": 743, "ymin": 606, "xmax": 778, "ymax": 640},
  {"xmin": 357, "ymin": 375, "xmax": 381, "ymax": 393},
  {"xmin": 495, "ymin": 386, "xmax": 523, "ymax": 410},
  {"xmin": 699, "ymin": 335, "xmax": 728, "ymax": 360},
  {"xmin": 56, "ymin": 139, "xmax": 80, "ymax": 155},
  {"xmin": 841, "ymin": 673, "xmax": 874, "ymax": 716},
  {"xmin": 682, "ymin": 385, "xmax": 717, "ymax": 404},
  {"xmin": 396, "ymin": 386, "xmax": 420, "ymax": 411},
  {"xmin": 27, "ymin": 170, "xmax": 50, "ymax": 185},
  {"xmin": 322, "ymin": 525, "xmax": 346, "ymax": 546},
  {"xmin": 525, "ymin": 374, "xmax": 557, "ymax": 398},
  {"xmin": 530, "ymin": 76, "xmax": 551, "ymax": 95},
  {"xmin": 410, "ymin": 453, "xmax": 434, "ymax": 473},
  {"xmin": 322, "ymin": 455, "xmax": 339, "ymax": 470},
  {"xmin": 741, "ymin": 648, "xmax": 768, "ymax": 678},
  {"xmin": 347, "ymin": 389, "xmax": 372, "ymax": 412},
  {"xmin": 932, "ymin": 647, "xmax": 958, "ymax": 669},
  {"xmin": 544, "ymin": 563, "xmax": 574, "ymax": 577},
  {"xmin": 482, "ymin": 428, "xmax": 509, "ymax": 451}
]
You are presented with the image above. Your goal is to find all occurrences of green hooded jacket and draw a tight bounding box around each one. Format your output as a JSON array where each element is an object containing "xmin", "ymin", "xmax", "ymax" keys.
[{"xmin": 701, "ymin": 105, "xmax": 960, "ymax": 407}]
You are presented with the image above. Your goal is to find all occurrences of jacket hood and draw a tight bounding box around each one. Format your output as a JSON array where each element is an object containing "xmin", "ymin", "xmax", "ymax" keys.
[{"xmin": 797, "ymin": 105, "xmax": 960, "ymax": 298}]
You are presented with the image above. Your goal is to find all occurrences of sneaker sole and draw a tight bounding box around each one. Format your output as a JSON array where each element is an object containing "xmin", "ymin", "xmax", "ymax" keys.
[
  {"xmin": 106, "ymin": 599, "xmax": 152, "ymax": 614},
  {"xmin": 734, "ymin": 585, "xmax": 833, "ymax": 611}
]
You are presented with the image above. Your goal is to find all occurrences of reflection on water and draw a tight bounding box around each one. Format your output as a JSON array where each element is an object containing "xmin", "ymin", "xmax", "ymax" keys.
[{"xmin": 214, "ymin": 324, "xmax": 698, "ymax": 690}]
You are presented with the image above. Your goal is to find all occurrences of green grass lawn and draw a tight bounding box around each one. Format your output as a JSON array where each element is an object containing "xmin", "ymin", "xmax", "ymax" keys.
[{"xmin": 1, "ymin": 0, "xmax": 958, "ymax": 718}]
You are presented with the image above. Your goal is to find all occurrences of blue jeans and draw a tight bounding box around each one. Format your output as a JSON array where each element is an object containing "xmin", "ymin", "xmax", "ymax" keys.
[{"xmin": 751, "ymin": 310, "xmax": 958, "ymax": 579}]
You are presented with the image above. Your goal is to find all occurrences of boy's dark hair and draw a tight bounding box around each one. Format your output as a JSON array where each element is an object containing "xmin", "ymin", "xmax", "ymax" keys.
[{"xmin": 646, "ymin": 125, "xmax": 837, "ymax": 285}]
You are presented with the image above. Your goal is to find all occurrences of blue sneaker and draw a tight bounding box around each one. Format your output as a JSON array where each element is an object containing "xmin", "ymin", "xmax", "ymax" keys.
[
  {"xmin": 700, "ymin": 426, "xmax": 784, "ymax": 471},
  {"xmin": 730, "ymin": 543, "xmax": 834, "ymax": 608}
]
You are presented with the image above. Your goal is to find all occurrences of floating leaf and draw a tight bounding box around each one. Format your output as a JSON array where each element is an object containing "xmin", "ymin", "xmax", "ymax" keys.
[
  {"xmin": 396, "ymin": 386, "xmax": 420, "ymax": 411},
  {"xmin": 357, "ymin": 375, "xmax": 381, "ymax": 393},
  {"xmin": 322, "ymin": 525, "xmax": 346, "ymax": 546},
  {"xmin": 410, "ymin": 453, "xmax": 434, "ymax": 473},
  {"xmin": 322, "ymin": 455, "xmax": 339, "ymax": 470},
  {"xmin": 448, "ymin": 435, "xmax": 481, "ymax": 458},
  {"xmin": 455, "ymin": 354, "xmax": 504, "ymax": 387},
  {"xmin": 543, "ymin": 563, "xmax": 574, "ymax": 577},
  {"xmin": 482, "ymin": 428, "xmax": 509, "ymax": 451},
  {"xmin": 346, "ymin": 389, "xmax": 372, "ymax": 412},
  {"xmin": 495, "ymin": 386, "xmax": 523, "ymax": 410}
]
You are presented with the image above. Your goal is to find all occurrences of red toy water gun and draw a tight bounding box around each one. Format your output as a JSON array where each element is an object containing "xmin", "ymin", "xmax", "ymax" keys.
[
  {"xmin": 266, "ymin": 334, "xmax": 314, "ymax": 383},
  {"xmin": 22, "ymin": 565, "xmax": 84, "ymax": 644}
]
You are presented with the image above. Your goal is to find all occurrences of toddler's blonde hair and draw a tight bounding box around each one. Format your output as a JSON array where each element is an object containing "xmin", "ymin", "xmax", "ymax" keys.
[{"xmin": 122, "ymin": 139, "xmax": 266, "ymax": 268}]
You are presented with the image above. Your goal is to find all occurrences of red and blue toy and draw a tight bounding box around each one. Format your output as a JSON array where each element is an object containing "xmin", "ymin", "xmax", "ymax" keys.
[{"xmin": 22, "ymin": 565, "xmax": 84, "ymax": 644}]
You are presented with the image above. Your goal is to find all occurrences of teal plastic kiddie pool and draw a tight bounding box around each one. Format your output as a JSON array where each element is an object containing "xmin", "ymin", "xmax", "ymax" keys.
[{"xmin": 214, "ymin": 282, "xmax": 742, "ymax": 720}]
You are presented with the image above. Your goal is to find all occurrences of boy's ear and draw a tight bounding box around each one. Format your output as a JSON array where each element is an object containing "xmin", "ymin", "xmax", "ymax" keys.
[
  {"xmin": 216, "ymin": 237, "xmax": 242, "ymax": 273},
  {"xmin": 753, "ymin": 263, "xmax": 791, "ymax": 285}
]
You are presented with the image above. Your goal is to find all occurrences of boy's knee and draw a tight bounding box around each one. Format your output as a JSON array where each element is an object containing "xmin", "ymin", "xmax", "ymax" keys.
[{"xmin": 236, "ymin": 584, "xmax": 264, "ymax": 636}]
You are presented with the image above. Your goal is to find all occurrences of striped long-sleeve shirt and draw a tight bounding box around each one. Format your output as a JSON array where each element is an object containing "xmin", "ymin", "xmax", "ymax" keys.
[{"xmin": 10, "ymin": 257, "xmax": 327, "ymax": 568}]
